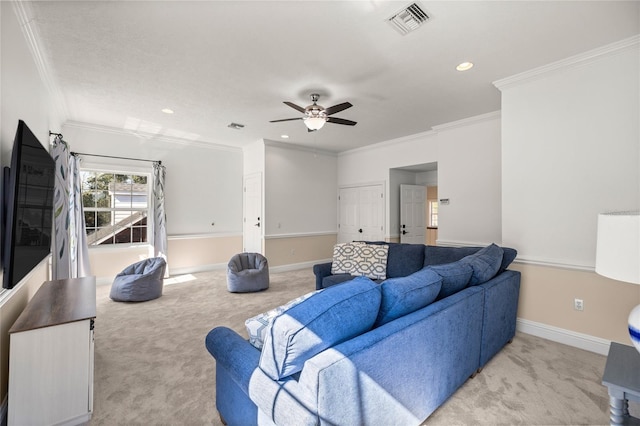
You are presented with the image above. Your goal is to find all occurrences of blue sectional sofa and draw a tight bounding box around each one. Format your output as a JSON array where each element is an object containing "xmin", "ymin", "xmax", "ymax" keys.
[{"xmin": 205, "ymin": 243, "xmax": 520, "ymax": 426}]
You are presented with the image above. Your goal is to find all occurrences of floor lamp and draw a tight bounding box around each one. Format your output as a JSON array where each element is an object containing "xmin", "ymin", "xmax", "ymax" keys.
[{"xmin": 595, "ymin": 211, "xmax": 640, "ymax": 354}]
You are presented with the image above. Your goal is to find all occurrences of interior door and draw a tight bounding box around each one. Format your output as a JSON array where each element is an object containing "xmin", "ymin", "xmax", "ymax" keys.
[
  {"xmin": 358, "ymin": 186, "xmax": 384, "ymax": 241},
  {"xmin": 400, "ymin": 184, "xmax": 426, "ymax": 244},
  {"xmin": 243, "ymin": 173, "xmax": 262, "ymax": 253},
  {"xmin": 338, "ymin": 184, "xmax": 384, "ymax": 243}
]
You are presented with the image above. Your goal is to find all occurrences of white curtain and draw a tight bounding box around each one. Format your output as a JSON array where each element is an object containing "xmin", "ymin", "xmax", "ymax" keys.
[
  {"xmin": 152, "ymin": 162, "xmax": 168, "ymax": 273},
  {"xmin": 51, "ymin": 137, "xmax": 91, "ymax": 279}
]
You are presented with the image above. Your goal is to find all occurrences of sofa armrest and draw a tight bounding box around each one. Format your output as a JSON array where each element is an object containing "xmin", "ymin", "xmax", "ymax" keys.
[
  {"xmin": 312, "ymin": 262, "xmax": 332, "ymax": 290},
  {"xmin": 476, "ymin": 270, "xmax": 521, "ymax": 367},
  {"xmin": 205, "ymin": 326, "xmax": 261, "ymax": 393}
]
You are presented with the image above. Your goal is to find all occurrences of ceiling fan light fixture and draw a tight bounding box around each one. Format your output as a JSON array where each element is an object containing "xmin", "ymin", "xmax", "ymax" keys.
[{"xmin": 304, "ymin": 116, "xmax": 326, "ymax": 130}]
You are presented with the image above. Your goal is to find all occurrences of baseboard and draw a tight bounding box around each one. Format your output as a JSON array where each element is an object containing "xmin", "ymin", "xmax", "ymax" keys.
[{"xmin": 517, "ymin": 318, "xmax": 611, "ymax": 356}]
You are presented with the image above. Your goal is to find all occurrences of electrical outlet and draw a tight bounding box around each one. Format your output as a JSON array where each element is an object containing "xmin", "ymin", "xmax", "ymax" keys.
[{"xmin": 574, "ymin": 298, "xmax": 584, "ymax": 311}]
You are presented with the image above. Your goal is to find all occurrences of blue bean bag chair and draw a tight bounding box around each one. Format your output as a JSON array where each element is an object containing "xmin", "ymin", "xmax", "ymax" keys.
[
  {"xmin": 227, "ymin": 252, "xmax": 269, "ymax": 293},
  {"xmin": 110, "ymin": 257, "xmax": 167, "ymax": 302}
]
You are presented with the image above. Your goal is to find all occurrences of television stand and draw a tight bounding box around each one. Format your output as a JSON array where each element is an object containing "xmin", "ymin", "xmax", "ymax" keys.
[{"xmin": 8, "ymin": 276, "xmax": 96, "ymax": 426}]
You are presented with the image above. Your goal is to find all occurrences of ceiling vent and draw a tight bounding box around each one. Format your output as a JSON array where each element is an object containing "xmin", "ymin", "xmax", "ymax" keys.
[{"xmin": 388, "ymin": 3, "xmax": 430, "ymax": 35}]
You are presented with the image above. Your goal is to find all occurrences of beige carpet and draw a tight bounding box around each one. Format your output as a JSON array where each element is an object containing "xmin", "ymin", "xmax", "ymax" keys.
[{"xmin": 90, "ymin": 268, "xmax": 638, "ymax": 425}]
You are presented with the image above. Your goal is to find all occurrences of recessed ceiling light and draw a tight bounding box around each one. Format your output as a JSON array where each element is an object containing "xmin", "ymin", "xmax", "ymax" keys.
[
  {"xmin": 281, "ymin": 134, "xmax": 289, "ymax": 139},
  {"xmin": 161, "ymin": 108, "xmax": 174, "ymax": 114},
  {"xmin": 456, "ymin": 62, "xmax": 474, "ymax": 71}
]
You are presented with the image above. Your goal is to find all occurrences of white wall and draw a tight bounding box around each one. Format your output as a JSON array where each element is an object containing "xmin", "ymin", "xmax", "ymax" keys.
[
  {"xmin": 435, "ymin": 113, "xmax": 502, "ymax": 245},
  {"xmin": 264, "ymin": 141, "xmax": 337, "ymax": 236},
  {"xmin": 498, "ymin": 37, "xmax": 640, "ymax": 267},
  {"xmin": 243, "ymin": 139, "xmax": 265, "ymax": 176},
  {"xmin": 338, "ymin": 113, "xmax": 501, "ymax": 245},
  {"xmin": 1, "ymin": 2, "xmax": 58, "ymax": 166},
  {"xmin": 61, "ymin": 123, "xmax": 244, "ymax": 236},
  {"xmin": 0, "ymin": 1, "xmax": 63, "ymax": 408}
]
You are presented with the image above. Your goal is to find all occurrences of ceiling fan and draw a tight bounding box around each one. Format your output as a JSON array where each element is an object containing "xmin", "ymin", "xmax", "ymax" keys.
[{"xmin": 270, "ymin": 94, "xmax": 357, "ymax": 131}]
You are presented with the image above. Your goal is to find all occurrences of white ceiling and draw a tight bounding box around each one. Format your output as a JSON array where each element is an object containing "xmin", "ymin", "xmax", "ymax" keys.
[{"xmin": 24, "ymin": 1, "xmax": 640, "ymax": 153}]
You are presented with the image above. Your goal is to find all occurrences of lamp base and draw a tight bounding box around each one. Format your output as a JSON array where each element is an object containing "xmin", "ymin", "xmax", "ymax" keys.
[{"xmin": 630, "ymin": 304, "xmax": 640, "ymax": 354}]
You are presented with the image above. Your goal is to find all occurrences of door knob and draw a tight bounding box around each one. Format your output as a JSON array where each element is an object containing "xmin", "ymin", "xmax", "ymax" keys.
[
  {"xmin": 402, "ymin": 230, "xmax": 408, "ymax": 235},
  {"xmin": 358, "ymin": 229, "xmax": 363, "ymax": 233}
]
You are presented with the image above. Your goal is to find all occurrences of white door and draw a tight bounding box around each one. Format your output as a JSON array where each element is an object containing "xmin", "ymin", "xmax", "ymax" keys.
[
  {"xmin": 338, "ymin": 187, "xmax": 359, "ymax": 243},
  {"xmin": 400, "ymin": 184, "xmax": 426, "ymax": 244},
  {"xmin": 338, "ymin": 185, "xmax": 384, "ymax": 243},
  {"xmin": 358, "ymin": 186, "xmax": 384, "ymax": 241},
  {"xmin": 243, "ymin": 173, "xmax": 262, "ymax": 253}
]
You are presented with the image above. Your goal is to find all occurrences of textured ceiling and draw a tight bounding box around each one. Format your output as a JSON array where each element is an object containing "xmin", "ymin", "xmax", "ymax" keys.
[{"xmin": 24, "ymin": 1, "xmax": 640, "ymax": 152}]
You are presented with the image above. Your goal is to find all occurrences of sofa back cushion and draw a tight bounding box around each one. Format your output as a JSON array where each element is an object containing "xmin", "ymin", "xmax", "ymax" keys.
[
  {"xmin": 375, "ymin": 267, "xmax": 442, "ymax": 326},
  {"xmin": 424, "ymin": 245, "xmax": 517, "ymax": 273},
  {"xmin": 245, "ymin": 289, "xmax": 322, "ymax": 350},
  {"xmin": 459, "ymin": 243, "xmax": 504, "ymax": 286},
  {"xmin": 259, "ymin": 276, "xmax": 381, "ymax": 380},
  {"xmin": 428, "ymin": 260, "xmax": 473, "ymax": 300},
  {"xmin": 366, "ymin": 242, "xmax": 425, "ymax": 278}
]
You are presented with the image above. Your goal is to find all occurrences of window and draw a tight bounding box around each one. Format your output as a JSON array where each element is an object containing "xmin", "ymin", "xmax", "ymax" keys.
[
  {"xmin": 81, "ymin": 170, "xmax": 149, "ymax": 245},
  {"xmin": 429, "ymin": 200, "xmax": 438, "ymax": 227}
]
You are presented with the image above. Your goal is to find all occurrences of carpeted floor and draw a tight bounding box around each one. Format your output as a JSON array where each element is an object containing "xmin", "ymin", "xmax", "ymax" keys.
[{"xmin": 90, "ymin": 268, "xmax": 638, "ymax": 425}]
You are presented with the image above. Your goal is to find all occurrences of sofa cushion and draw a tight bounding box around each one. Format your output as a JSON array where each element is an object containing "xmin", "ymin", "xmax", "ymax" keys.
[
  {"xmin": 499, "ymin": 247, "xmax": 518, "ymax": 273},
  {"xmin": 375, "ymin": 267, "xmax": 442, "ymax": 326},
  {"xmin": 367, "ymin": 242, "xmax": 425, "ymax": 278},
  {"xmin": 331, "ymin": 242, "xmax": 364, "ymax": 274},
  {"xmin": 322, "ymin": 273, "xmax": 356, "ymax": 288},
  {"xmin": 459, "ymin": 243, "xmax": 504, "ymax": 286},
  {"xmin": 245, "ymin": 289, "xmax": 322, "ymax": 350},
  {"xmin": 428, "ymin": 260, "xmax": 474, "ymax": 300},
  {"xmin": 424, "ymin": 245, "xmax": 517, "ymax": 273},
  {"xmin": 353, "ymin": 243, "xmax": 389, "ymax": 280},
  {"xmin": 260, "ymin": 276, "xmax": 381, "ymax": 380}
]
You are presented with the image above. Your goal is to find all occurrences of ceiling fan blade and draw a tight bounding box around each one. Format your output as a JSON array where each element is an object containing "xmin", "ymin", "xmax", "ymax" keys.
[
  {"xmin": 325, "ymin": 102, "xmax": 353, "ymax": 116},
  {"xmin": 283, "ymin": 101, "xmax": 306, "ymax": 113},
  {"xmin": 327, "ymin": 117, "xmax": 357, "ymax": 126},
  {"xmin": 270, "ymin": 117, "xmax": 303, "ymax": 123}
]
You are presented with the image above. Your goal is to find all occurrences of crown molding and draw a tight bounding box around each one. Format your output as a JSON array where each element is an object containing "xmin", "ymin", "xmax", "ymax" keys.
[
  {"xmin": 263, "ymin": 139, "xmax": 337, "ymax": 157},
  {"xmin": 12, "ymin": 1, "xmax": 69, "ymax": 122},
  {"xmin": 432, "ymin": 110, "xmax": 501, "ymax": 132},
  {"xmin": 63, "ymin": 120, "xmax": 243, "ymax": 153},
  {"xmin": 340, "ymin": 110, "xmax": 501, "ymax": 158},
  {"xmin": 339, "ymin": 128, "xmax": 437, "ymax": 157},
  {"xmin": 494, "ymin": 34, "xmax": 640, "ymax": 91}
]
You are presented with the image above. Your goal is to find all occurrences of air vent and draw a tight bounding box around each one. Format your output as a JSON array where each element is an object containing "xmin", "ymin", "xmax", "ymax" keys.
[{"xmin": 388, "ymin": 3, "xmax": 430, "ymax": 35}]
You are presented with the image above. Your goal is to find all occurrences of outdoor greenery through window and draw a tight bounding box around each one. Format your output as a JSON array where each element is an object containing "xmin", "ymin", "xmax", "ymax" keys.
[{"xmin": 81, "ymin": 170, "xmax": 149, "ymax": 245}]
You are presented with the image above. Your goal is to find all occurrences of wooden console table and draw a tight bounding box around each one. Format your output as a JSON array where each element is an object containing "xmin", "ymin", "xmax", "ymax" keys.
[{"xmin": 8, "ymin": 276, "xmax": 96, "ymax": 426}]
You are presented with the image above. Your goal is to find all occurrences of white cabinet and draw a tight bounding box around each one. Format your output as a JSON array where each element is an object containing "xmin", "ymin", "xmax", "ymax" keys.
[{"xmin": 8, "ymin": 277, "xmax": 96, "ymax": 426}]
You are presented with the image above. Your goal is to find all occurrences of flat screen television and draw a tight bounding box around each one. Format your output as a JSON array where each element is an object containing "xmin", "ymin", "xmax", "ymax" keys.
[{"xmin": 2, "ymin": 120, "xmax": 56, "ymax": 289}]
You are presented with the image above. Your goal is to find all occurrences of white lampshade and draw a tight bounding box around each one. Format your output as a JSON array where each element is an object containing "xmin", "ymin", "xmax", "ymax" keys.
[
  {"xmin": 595, "ymin": 211, "xmax": 640, "ymax": 284},
  {"xmin": 304, "ymin": 116, "xmax": 326, "ymax": 131}
]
